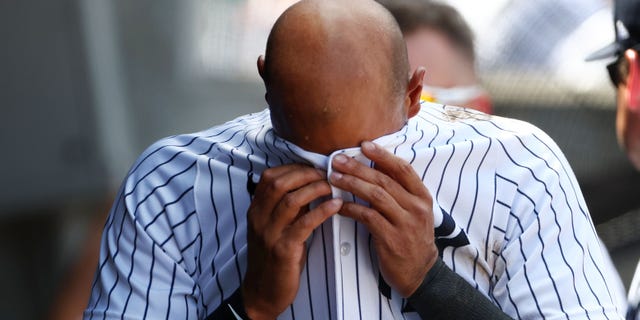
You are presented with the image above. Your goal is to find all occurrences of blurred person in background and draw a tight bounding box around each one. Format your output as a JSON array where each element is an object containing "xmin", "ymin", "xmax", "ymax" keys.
[
  {"xmin": 587, "ymin": 0, "xmax": 640, "ymax": 318},
  {"xmin": 378, "ymin": 0, "xmax": 492, "ymax": 114},
  {"xmin": 587, "ymin": 0, "xmax": 640, "ymax": 170}
]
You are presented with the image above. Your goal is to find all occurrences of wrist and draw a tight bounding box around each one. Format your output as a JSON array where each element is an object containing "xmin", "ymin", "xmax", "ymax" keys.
[
  {"xmin": 244, "ymin": 302, "xmax": 274, "ymax": 320},
  {"xmin": 408, "ymin": 257, "xmax": 445, "ymax": 300},
  {"xmin": 241, "ymin": 283, "xmax": 277, "ymax": 320},
  {"xmin": 207, "ymin": 286, "xmax": 256, "ymax": 320},
  {"xmin": 403, "ymin": 250, "xmax": 440, "ymax": 297},
  {"xmin": 244, "ymin": 307, "xmax": 271, "ymax": 320}
]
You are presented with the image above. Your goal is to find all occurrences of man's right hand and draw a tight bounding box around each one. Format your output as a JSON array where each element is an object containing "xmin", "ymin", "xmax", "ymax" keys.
[{"xmin": 242, "ymin": 164, "xmax": 342, "ymax": 320}]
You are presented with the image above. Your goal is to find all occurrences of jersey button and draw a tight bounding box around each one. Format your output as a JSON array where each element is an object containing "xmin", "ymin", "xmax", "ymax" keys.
[{"xmin": 340, "ymin": 242, "xmax": 351, "ymax": 256}]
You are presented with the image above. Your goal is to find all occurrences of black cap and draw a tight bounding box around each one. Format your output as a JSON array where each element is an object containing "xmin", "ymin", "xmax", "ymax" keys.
[{"xmin": 586, "ymin": 0, "xmax": 640, "ymax": 61}]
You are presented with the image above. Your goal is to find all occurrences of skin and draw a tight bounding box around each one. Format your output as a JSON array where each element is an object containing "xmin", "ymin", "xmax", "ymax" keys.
[
  {"xmin": 259, "ymin": 0, "xmax": 412, "ymax": 155},
  {"xmin": 616, "ymin": 81, "xmax": 640, "ymax": 169},
  {"xmin": 243, "ymin": 165, "xmax": 342, "ymax": 318},
  {"xmin": 242, "ymin": 0, "xmax": 438, "ymax": 319},
  {"xmin": 330, "ymin": 141, "xmax": 438, "ymax": 297}
]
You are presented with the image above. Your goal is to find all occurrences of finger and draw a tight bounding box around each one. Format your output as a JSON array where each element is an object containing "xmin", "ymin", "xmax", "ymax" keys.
[
  {"xmin": 253, "ymin": 164, "xmax": 326, "ymax": 216},
  {"xmin": 339, "ymin": 202, "xmax": 391, "ymax": 238},
  {"xmin": 329, "ymin": 169, "xmax": 405, "ymax": 224},
  {"xmin": 270, "ymin": 180, "xmax": 333, "ymax": 232},
  {"xmin": 331, "ymin": 153, "xmax": 412, "ymax": 205},
  {"xmin": 284, "ymin": 198, "xmax": 342, "ymax": 243},
  {"xmin": 256, "ymin": 164, "xmax": 325, "ymax": 193},
  {"xmin": 361, "ymin": 141, "xmax": 431, "ymax": 198}
]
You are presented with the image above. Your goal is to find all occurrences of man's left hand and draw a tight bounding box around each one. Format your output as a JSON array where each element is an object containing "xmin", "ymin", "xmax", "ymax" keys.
[{"xmin": 329, "ymin": 141, "xmax": 439, "ymax": 298}]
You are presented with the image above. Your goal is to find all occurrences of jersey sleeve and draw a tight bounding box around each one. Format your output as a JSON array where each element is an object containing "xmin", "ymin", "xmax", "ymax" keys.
[
  {"xmin": 491, "ymin": 128, "xmax": 624, "ymax": 319},
  {"xmin": 84, "ymin": 138, "xmax": 204, "ymax": 319}
]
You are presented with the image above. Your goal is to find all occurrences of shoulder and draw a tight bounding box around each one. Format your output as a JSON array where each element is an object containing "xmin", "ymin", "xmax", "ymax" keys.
[
  {"xmin": 134, "ymin": 110, "xmax": 271, "ymax": 171},
  {"xmin": 122, "ymin": 109, "xmax": 272, "ymax": 214},
  {"xmin": 416, "ymin": 102, "xmax": 564, "ymax": 158},
  {"xmin": 128, "ymin": 111, "xmax": 271, "ymax": 181},
  {"xmin": 415, "ymin": 101, "xmax": 546, "ymax": 142},
  {"xmin": 416, "ymin": 102, "xmax": 576, "ymax": 192}
]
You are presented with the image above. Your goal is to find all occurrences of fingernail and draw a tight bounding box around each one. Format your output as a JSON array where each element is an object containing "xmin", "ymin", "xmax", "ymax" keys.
[
  {"xmin": 362, "ymin": 141, "xmax": 376, "ymax": 152},
  {"xmin": 333, "ymin": 154, "xmax": 347, "ymax": 164},
  {"xmin": 330, "ymin": 171, "xmax": 342, "ymax": 182}
]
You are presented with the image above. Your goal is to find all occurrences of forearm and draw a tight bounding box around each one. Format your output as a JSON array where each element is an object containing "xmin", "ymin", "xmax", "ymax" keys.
[{"xmin": 408, "ymin": 258, "xmax": 512, "ymax": 320}]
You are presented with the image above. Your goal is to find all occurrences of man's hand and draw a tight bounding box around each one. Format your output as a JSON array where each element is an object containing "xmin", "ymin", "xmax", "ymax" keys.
[
  {"xmin": 242, "ymin": 164, "xmax": 342, "ymax": 320},
  {"xmin": 329, "ymin": 141, "xmax": 439, "ymax": 297}
]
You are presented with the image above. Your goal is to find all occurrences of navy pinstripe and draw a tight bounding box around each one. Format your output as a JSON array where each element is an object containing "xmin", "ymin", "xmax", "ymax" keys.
[{"xmin": 85, "ymin": 103, "xmax": 624, "ymax": 319}]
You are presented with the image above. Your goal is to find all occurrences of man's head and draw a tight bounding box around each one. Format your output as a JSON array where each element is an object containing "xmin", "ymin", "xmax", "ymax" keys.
[
  {"xmin": 378, "ymin": 0, "xmax": 492, "ymax": 113},
  {"xmin": 587, "ymin": 0, "xmax": 640, "ymax": 169},
  {"xmin": 258, "ymin": 0, "xmax": 424, "ymax": 155}
]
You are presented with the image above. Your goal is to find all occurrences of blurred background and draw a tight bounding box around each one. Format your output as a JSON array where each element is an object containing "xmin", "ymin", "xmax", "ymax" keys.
[{"xmin": 1, "ymin": 0, "xmax": 639, "ymax": 319}]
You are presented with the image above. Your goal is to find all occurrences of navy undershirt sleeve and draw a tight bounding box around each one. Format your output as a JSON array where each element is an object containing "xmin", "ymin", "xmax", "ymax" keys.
[{"xmin": 407, "ymin": 258, "xmax": 513, "ymax": 319}]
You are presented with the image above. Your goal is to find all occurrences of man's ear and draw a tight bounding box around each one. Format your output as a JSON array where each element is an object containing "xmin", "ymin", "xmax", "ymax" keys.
[
  {"xmin": 257, "ymin": 55, "xmax": 266, "ymax": 81},
  {"xmin": 624, "ymin": 49, "xmax": 640, "ymax": 112},
  {"xmin": 405, "ymin": 67, "xmax": 426, "ymax": 118},
  {"xmin": 257, "ymin": 55, "xmax": 271, "ymax": 104}
]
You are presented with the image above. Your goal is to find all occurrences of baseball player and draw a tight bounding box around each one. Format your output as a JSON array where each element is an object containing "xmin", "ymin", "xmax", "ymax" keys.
[
  {"xmin": 587, "ymin": 0, "xmax": 640, "ymax": 171},
  {"xmin": 587, "ymin": 0, "xmax": 640, "ymax": 318},
  {"xmin": 85, "ymin": 0, "xmax": 623, "ymax": 319}
]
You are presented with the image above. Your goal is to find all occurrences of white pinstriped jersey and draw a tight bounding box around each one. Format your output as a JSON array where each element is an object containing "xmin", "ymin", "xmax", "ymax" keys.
[
  {"xmin": 630, "ymin": 259, "xmax": 640, "ymax": 319},
  {"xmin": 85, "ymin": 102, "xmax": 624, "ymax": 319}
]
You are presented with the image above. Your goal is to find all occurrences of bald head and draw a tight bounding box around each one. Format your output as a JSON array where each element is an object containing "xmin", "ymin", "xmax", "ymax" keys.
[{"xmin": 259, "ymin": 0, "xmax": 419, "ymax": 154}]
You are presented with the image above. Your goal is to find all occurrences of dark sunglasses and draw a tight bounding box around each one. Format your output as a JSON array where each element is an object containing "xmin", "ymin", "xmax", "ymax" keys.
[
  {"xmin": 606, "ymin": 55, "xmax": 628, "ymax": 87},
  {"xmin": 607, "ymin": 45, "xmax": 640, "ymax": 86}
]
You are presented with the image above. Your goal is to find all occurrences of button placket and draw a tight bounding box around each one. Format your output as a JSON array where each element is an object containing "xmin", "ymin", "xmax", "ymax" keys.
[{"xmin": 277, "ymin": 131, "xmax": 409, "ymax": 320}]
